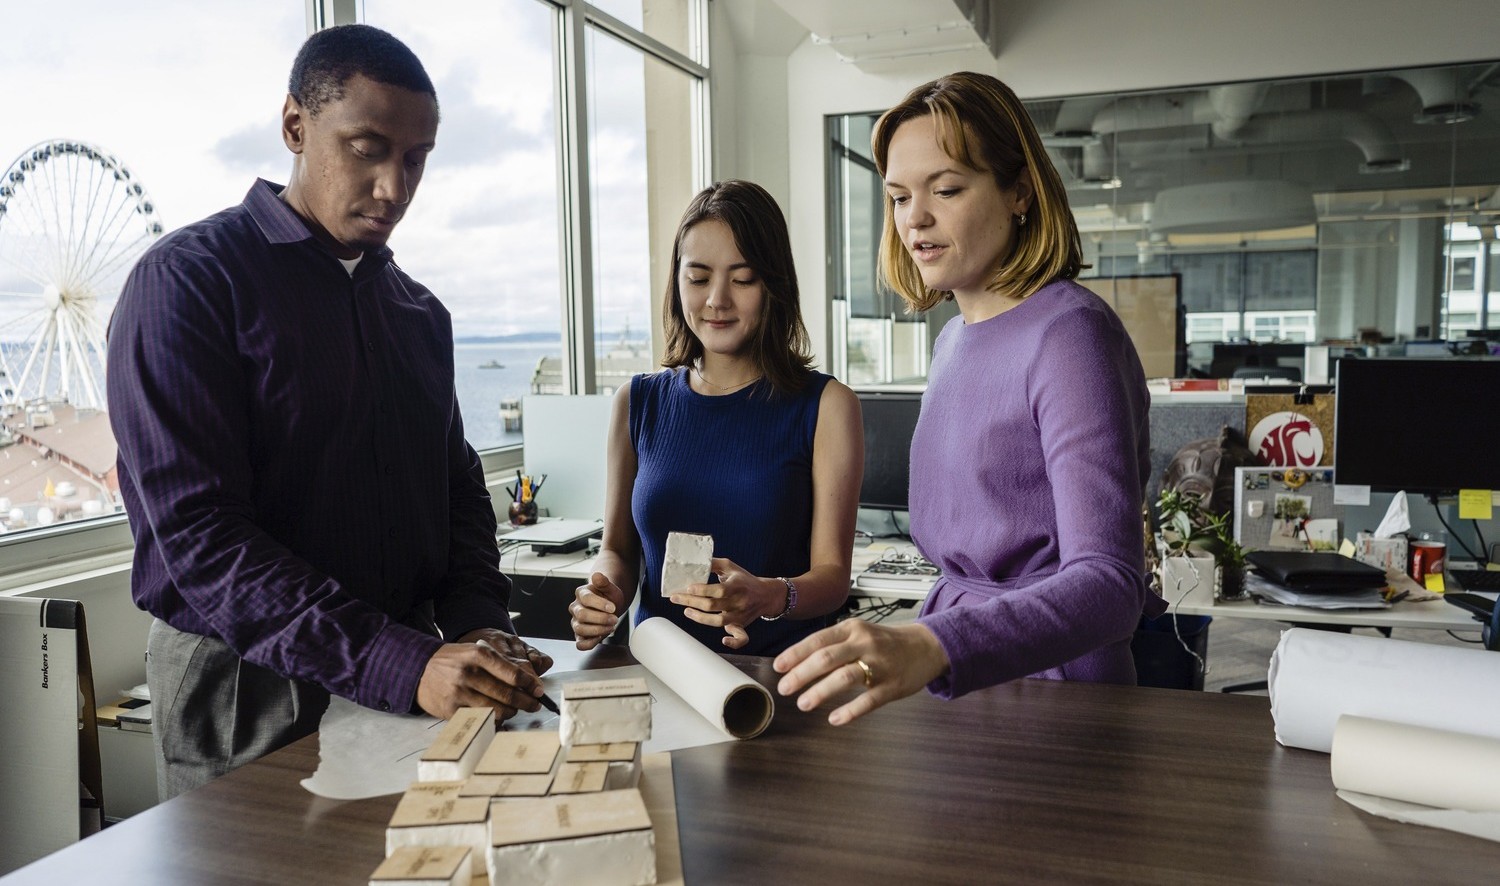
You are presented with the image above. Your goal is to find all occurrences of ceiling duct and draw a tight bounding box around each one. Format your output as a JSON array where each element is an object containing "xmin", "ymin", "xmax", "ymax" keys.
[
  {"xmin": 1045, "ymin": 96, "xmax": 1115, "ymax": 146},
  {"xmin": 1207, "ymin": 84, "xmax": 1270, "ymax": 139},
  {"xmin": 1390, "ymin": 68, "xmax": 1481, "ymax": 124},
  {"xmin": 1084, "ymin": 88, "xmax": 1406, "ymax": 175},
  {"xmin": 1079, "ymin": 140, "xmax": 1121, "ymax": 189},
  {"xmin": 1228, "ymin": 109, "xmax": 1409, "ymax": 174},
  {"xmin": 1151, "ymin": 180, "xmax": 1316, "ymax": 234}
]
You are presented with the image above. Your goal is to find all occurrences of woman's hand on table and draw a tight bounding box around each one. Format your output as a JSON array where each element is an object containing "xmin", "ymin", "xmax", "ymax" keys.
[{"xmin": 772, "ymin": 619, "xmax": 950, "ymax": 725}]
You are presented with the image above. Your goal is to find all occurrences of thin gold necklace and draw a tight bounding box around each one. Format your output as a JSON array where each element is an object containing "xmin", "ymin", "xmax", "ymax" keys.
[{"xmin": 694, "ymin": 363, "xmax": 761, "ymax": 393}]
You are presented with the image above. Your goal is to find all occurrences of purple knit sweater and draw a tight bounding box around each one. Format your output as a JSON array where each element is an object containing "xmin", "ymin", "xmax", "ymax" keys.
[{"xmin": 913, "ymin": 279, "xmax": 1166, "ymax": 698}]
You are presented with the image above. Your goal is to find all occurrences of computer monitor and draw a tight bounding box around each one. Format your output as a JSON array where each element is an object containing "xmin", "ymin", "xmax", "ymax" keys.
[
  {"xmin": 1209, "ymin": 342, "xmax": 1304, "ymax": 379},
  {"xmin": 1334, "ymin": 357, "xmax": 1500, "ymax": 495},
  {"xmin": 855, "ymin": 389, "xmax": 922, "ymax": 510}
]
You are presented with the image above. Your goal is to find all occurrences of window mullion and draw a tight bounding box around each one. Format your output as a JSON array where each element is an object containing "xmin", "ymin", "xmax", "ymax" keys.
[{"xmin": 556, "ymin": 1, "xmax": 598, "ymax": 395}]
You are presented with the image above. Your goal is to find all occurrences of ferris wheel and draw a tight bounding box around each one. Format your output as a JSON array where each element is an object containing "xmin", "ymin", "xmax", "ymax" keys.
[{"xmin": 0, "ymin": 140, "xmax": 163, "ymax": 411}]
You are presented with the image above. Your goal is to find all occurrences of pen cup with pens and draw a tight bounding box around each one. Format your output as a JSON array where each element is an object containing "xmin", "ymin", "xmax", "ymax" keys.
[{"xmin": 507, "ymin": 471, "xmax": 546, "ymax": 526}]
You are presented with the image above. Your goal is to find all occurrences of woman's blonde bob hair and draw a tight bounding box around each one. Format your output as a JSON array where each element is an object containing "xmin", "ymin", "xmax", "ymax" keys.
[{"xmin": 872, "ymin": 71, "xmax": 1083, "ymax": 312}]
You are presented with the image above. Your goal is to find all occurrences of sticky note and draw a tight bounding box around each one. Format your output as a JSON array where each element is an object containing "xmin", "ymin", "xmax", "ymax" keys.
[
  {"xmin": 1458, "ymin": 489, "xmax": 1493, "ymax": 521},
  {"xmin": 1424, "ymin": 572, "xmax": 1446, "ymax": 592},
  {"xmin": 1338, "ymin": 539, "xmax": 1356, "ymax": 558}
]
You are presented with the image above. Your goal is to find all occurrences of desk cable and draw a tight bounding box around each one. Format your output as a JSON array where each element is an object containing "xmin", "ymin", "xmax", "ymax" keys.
[
  {"xmin": 1164, "ymin": 572, "xmax": 1211, "ymax": 680},
  {"xmin": 1427, "ymin": 494, "xmax": 1490, "ymax": 568},
  {"xmin": 497, "ymin": 539, "xmax": 561, "ymax": 599},
  {"xmin": 847, "ymin": 597, "xmax": 910, "ymax": 624}
]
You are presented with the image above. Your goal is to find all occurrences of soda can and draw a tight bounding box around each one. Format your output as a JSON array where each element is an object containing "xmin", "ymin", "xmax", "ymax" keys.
[{"xmin": 1409, "ymin": 540, "xmax": 1446, "ymax": 582}]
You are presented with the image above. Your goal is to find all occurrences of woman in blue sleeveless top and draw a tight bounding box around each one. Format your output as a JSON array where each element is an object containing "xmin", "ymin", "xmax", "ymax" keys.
[{"xmin": 569, "ymin": 181, "xmax": 863, "ymax": 656}]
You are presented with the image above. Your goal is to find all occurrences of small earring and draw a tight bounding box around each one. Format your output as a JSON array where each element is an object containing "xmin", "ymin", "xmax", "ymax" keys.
[{"xmin": 1015, "ymin": 212, "xmax": 1028, "ymax": 228}]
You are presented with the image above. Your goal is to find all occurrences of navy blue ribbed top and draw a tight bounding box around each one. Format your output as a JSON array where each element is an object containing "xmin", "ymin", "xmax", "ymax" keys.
[{"xmin": 630, "ymin": 366, "xmax": 833, "ymax": 656}]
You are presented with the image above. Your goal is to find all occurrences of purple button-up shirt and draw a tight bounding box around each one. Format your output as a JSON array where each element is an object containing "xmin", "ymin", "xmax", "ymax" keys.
[{"xmin": 108, "ymin": 179, "xmax": 514, "ymax": 714}]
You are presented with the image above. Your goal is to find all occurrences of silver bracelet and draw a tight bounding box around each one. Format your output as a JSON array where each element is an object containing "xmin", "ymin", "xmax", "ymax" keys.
[{"xmin": 760, "ymin": 576, "xmax": 798, "ymax": 621}]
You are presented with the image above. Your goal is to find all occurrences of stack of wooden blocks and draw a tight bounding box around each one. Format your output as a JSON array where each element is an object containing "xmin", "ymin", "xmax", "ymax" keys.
[{"xmin": 370, "ymin": 677, "xmax": 657, "ymax": 886}]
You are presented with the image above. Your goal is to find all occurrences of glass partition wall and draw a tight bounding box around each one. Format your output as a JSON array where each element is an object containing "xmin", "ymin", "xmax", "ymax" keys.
[{"xmin": 829, "ymin": 61, "xmax": 1500, "ymax": 381}]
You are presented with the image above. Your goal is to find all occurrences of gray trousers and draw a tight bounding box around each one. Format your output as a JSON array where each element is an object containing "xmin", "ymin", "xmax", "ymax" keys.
[{"xmin": 147, "ymin": 620, "xmax": 329, "ymax": 800}]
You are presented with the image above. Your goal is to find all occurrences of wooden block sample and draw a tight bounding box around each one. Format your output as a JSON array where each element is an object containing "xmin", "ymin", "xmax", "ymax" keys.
[
  {"xmin": 417, "ymin": 707, "xmax": 494, "ymax": 782},
  {"xmin": 488, "ymin": 789, "xmax": 656, "ymax": 886},
  {"xmin": 474, "ymin": 731, "xmax": 561, "ymax": 776},
  {"xmin": 369, "ymin": 845, "xmax": 471, "ymax": 886}
]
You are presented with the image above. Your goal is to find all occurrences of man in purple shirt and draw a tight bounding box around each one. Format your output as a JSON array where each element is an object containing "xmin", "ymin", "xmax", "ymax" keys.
[{"xmin": 107, "ymin": 24, "xmax": 550, "ymax": 799}]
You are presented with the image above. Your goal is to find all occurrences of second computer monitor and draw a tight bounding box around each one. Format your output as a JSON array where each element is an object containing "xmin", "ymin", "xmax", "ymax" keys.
[{"xmin": 856, "ymin": 389, "xmax": 923, "ymax": 511}]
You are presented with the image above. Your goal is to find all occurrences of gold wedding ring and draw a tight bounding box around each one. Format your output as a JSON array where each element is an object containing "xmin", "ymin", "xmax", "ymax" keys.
[{"xmin": 854, "ymin": 658, "xmax": 874, "ymax": 688}]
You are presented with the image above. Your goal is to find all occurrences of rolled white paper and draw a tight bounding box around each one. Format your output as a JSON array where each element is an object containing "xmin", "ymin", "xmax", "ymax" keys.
[
  {"xmin": 629, "ymin": 617, "xmax": 774, "ymax": 740},
  {"xmin": 1332, "ymin": 715, "xmax": 1500, "ymax": 812},
  {"xmin": 1268, "ymin": 627, "xmax": 1500, "ymax": 753}
]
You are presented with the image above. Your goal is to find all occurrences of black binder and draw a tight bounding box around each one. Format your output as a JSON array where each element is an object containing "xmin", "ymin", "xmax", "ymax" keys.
[{"xmin": 1245, "ymin": 550, "xmax": 1387, "ymax": 590}]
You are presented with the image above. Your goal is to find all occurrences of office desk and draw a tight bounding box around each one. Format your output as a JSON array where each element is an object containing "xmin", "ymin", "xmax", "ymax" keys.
[
  {"xmin": 8, "ymin": 639, "xmax": 1498, "ymax": 885},
  {"xmin": 496, "ymin": 544, "xmax": 596, "ymax": 640},
  {"xmin": 1165, "ymin": 571, "xmax": 1484, "ymax": 632}
]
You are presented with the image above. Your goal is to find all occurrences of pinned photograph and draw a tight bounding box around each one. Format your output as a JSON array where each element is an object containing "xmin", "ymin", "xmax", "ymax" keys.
[{"xmin": 1268, "ymin": 493, "xmax": 1313, "ymax": 550}]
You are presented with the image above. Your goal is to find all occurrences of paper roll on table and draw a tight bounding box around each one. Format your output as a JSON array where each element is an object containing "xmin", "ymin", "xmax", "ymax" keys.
[
  {"xmin": 1332, "ymin": 715, "xmax": 1500, "ymax": 812},
  {"xmin": 630, "ymin": 617, "xmax": 774, "ymax": 740},
  {"xmin": 1268, "ymin": 627, "xmax": 1500, "ymax": 753}
]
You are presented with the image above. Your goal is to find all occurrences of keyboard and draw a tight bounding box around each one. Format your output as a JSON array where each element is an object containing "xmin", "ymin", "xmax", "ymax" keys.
[
  {"xmin": 1449, "ymin": 569, "xmax": 1500, "ymax": 591},
  {"xmin": 854, "ymin": 553, "xmax": 939, "ymax": 593}
]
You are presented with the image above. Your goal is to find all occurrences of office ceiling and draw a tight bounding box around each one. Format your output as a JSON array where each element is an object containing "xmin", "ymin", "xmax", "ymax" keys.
[{"xmin": 759, "ymin": 1, "xmax": 1500, "ymax": 242}]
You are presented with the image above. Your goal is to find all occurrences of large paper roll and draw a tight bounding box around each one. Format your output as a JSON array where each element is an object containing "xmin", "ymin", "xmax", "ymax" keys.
[
  {"xmin": 1268, "ymin": 627, "xmax": 1500, "ymax": 752},
  {"xmin": 630, "ymin": 617, "xmax": 774, "ymax": 740},
  {"xmin": 1332, "ymin": 715, "xmax": 1500, "ymax": 812}
]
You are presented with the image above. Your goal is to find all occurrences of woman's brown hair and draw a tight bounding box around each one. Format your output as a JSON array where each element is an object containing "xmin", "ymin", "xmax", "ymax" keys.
[
  {"xmin": 872, "ymin": 71, "xmax": 1083, "ymax": 312},
  {"xmin": 661, "ymin": 180, "xmax": 813, "ymax": 394}
]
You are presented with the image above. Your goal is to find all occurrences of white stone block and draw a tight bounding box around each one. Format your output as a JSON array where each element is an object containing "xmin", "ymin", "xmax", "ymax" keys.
[
  {"xmin": 661, "ymin": 531, "xmax": 713, "ymax": 597},
  {"xmin": 559, "ymin": 678, "xmax": 651, "ymax": 745},
  {"xmin": 487, "ymin": 790, "xmax": 655, "ymax": 886}
]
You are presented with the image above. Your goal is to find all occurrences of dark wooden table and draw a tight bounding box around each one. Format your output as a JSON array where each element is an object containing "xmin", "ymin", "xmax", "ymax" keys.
[{"xmin": 7, "ymin": 638, "xmax": 1498, "ymax": 884}]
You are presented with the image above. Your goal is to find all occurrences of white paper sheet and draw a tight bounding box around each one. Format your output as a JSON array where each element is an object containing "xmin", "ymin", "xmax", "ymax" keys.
[
  {"xmin": 1267, "ymin": 627, "xmax": 1500, "ymax": 753},
  {"xmin": 1337, "ymin": 790, "xmax": 1500, "ymax": 845},
  {"xmin": 303, "ymin": 618, "xmax": 770, "ymax": 799}
]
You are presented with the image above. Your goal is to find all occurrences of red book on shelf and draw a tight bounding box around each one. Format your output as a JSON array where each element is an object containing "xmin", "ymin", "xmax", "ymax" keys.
[{"xmin": 1168, "ymin": 379, "xmax": 1231, "ymax": 391}]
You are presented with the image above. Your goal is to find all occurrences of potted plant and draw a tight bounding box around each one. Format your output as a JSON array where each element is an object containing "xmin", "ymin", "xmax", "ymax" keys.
[{"xmin": 1156, "ymin": 488, "xmax": 1250, "ymax": 601}]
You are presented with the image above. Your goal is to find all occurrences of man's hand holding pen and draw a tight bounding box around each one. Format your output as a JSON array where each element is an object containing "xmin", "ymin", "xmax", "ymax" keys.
[{"xmin": 415, "ymin": 629, "xmax": 555, "ymax": 721}]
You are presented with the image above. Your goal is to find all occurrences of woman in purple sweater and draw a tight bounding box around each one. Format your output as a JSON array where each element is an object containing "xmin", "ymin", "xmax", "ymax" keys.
[{"xmin": 776, "ymin": 72, "xmax": 1167, "ymax": 725}]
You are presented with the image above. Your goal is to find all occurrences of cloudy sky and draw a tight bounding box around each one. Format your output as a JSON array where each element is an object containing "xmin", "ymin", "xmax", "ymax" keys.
[{"xmin": 1, "ymin": 0, "xmax": 662, "ymax": 343}]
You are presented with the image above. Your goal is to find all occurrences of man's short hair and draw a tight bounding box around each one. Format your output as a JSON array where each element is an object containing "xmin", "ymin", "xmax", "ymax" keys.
[{"xmin": 288, "ymin": 24, "xmax": 437, "ymax": 117}]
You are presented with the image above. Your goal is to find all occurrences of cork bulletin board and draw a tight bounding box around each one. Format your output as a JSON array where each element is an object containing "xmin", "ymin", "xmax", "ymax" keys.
[{"xmin": 1245, "ymin": 392, "xmax": 1336, "ymax": 467}]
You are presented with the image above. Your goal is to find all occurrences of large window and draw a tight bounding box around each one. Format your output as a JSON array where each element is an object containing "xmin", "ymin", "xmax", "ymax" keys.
[
  {"xmin": 1, "ymin": 0, "xmax": 711, "ymax": 550},
  {"xmin": 583, "ymin": 25, "xmax": 698, "ymax": 393},
  {"xmin": 362, "ymin": 0, "xmax": 564, "ymax": 450},
  {"xmin": 1442, "ymin": 221, "xmax": 1499, "ymax": 339},
  {"xmin": 0, "ymin": 1, "xmax": 305, "ymax": 537}
]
